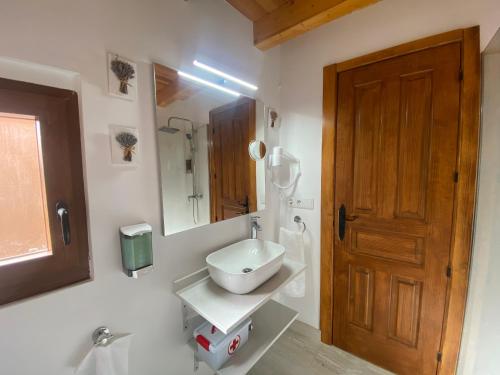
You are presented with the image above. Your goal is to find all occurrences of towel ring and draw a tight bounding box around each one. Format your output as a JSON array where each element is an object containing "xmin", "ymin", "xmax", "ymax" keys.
[{"xmin": 293, "ymin": 215, "xmax": 306, "ymax": 233}]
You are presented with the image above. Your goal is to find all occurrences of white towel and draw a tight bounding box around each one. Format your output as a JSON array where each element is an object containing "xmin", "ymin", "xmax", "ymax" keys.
[
  {"xmin": 75, "ymin": 334, "xmax": 133, "ymax": 375},
  {"xmin": 279, "ymin": 227, "xmax": 306, "ymax": 298}
]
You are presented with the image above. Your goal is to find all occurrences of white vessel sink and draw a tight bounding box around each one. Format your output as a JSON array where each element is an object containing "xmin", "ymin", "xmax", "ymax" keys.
[{"xmin": 206, "ymin": 239, "xmax": 285, "ymax": 294}]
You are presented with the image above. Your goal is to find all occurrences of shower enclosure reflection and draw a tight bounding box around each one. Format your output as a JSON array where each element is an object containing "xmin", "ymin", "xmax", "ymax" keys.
[
  {"xmin": 159, "ymin": 116, "xmax": 203, "ymax": 225},
  {"xmin": 154, "ymin": 63, "xmax": 266, "ymax": 236}
]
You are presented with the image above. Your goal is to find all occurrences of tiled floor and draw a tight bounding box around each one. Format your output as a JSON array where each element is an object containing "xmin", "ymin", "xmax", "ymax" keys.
[{"xmin": 249, "ymin": 321, "xmax": 393, "ymax": 375}]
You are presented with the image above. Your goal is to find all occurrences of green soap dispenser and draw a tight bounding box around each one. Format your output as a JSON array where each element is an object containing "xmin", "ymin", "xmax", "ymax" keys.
[{"xmin": 119, "ymin": 223, "xmax": 153, "ymax": 278}]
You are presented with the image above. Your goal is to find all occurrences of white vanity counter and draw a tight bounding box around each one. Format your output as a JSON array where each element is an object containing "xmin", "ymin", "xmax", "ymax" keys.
[{"xmin": 174, "ymin": 258, "xmax": 306, "ymax": 374}]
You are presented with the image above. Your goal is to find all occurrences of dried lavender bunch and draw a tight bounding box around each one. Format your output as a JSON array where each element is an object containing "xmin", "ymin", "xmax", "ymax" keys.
[
  {"xmin": 115, "ymin": 132, "xmax": 138, "ymax": 162},
  {"xmin": 111, "ymin": 57, "xmax": 135, "ymax": 94}
]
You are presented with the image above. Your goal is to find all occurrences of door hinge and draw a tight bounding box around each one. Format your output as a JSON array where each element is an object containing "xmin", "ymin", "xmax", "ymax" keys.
[
  {"xmin": 453, "ymin": 171, "xmax": 459, "ymax": 183},
  {"xmin": 437, "ymin": 351, "xmax": 443, "ymax": 362},
  {"xmin": 459, "ymin": 70, "xmax": 464, "ymax": 81},
  {"xmin": 446, "ymin": 265, "xmax": 452, "ymax": 278}
]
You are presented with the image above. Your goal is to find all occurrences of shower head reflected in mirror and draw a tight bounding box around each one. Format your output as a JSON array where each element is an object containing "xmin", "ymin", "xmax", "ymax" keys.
[
  {"xmin": 159, "ymin": 116, "xmax": 195, "ymax": 134},
  {"xmin": 158, "ymin": 126, "xmax": 180, "ymax": 134}
]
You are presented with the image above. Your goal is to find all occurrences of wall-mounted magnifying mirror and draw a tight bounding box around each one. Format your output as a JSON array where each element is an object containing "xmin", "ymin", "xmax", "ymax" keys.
[
  {"xmin": 153, "ymin": 63, "xmax": 266, "ymax": 236},
  {"xmin": 248, "ymin": 140, "xmax": 267, "ymax": 161}
]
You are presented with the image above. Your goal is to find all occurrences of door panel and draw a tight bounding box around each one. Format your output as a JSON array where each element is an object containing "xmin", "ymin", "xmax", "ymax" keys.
[
  {"xmin": 333, "ymin": 43, "xmax": 461, "ymax": 374},
  {"xmin": 350, "ymin": 229, "xmax": 424, "ymax": 265},
  {"xmin": 388, "ymin": 275, "xmax": 422, "ymax": 347},
  {"xmin": 396, "ymin": 71, "xmax": 433, "ymax": 220},
  {"xmin": 347, "ymin": 265, "xmax": 374, "ymax": 331},
  {"xmin": 352, "ymin": 81, "xmax": 381, "ymax": 215}
]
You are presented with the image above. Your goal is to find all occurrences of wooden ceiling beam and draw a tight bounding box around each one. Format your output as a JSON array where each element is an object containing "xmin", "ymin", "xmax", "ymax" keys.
[
  {"xmin": 254, "ymin": 0, "xmax": 285, "ymax": 12},
  {"xmin": 154, "ymin": 63, "xmax": 201, "ymax": 107},
  {"xmin": 253, "ymin": 0, "xmax": 381, "ymax": 50},
  {"xmin": 226, "ymin": 0, "xmax": 267, "ymax": 22}
]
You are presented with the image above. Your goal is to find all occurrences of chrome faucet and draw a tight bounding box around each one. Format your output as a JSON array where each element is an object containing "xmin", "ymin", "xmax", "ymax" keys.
[{"xmin": 250, "ymin": 216, "xmax": 262, "ymax": 239}]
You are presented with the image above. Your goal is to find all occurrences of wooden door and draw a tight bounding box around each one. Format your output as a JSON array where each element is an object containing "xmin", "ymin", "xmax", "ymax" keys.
[
  {"xmin": 208, "ymin": 98, "xmax": 256, "ymax": 222},
  {"xmin": 333, "ymin": 43, "xmax": 461, "ymax": 374}
]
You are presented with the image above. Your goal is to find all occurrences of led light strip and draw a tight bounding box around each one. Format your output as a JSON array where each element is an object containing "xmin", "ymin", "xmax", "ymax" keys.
[
  {"xmin": 193, "ymin": 60, "xmax": 258, "ymax": 91},
  {"xmin": 178, "ymin": 71, "xmax": 241, "ymax": 97}
]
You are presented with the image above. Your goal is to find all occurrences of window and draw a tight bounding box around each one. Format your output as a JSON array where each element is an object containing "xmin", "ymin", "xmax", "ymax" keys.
[
  {"xmin": 0, "ymin": 78, "xmax": 90, "ymax": 305},
  {"xmin": 0, "ymin": 113, "xmax": 52, "ymax": 265}
]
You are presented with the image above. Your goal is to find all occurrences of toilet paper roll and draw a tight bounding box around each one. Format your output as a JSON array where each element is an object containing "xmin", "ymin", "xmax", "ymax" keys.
[{"xmin": 75, "ymin": 334, "xmax": 133, "ymax": 375}]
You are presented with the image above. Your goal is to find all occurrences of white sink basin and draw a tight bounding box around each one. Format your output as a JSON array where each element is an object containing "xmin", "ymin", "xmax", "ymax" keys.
[{"xmin": 206, "ymin": 239, "xmax": 285, "ymax": 294}]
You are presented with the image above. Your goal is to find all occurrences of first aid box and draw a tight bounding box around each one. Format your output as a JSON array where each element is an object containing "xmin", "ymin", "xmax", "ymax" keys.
[{"xmin": 193, "ymin": 318, "xmax": 253, "ymax": 370}]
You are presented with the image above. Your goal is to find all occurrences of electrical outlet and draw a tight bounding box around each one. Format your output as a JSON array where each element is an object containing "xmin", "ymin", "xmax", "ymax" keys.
[{"xmin": 287, "ymin": 197, "xmax": 314, "ymax": 210}]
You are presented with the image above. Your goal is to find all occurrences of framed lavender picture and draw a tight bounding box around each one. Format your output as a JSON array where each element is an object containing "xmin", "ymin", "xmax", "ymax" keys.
[
  {"xmin": 107, "ymin": 53, "xmax": 137, "ymax": 101},
  {"xmin": 109, "ymin": 125, "xmax": 140, "ymax": 166}
]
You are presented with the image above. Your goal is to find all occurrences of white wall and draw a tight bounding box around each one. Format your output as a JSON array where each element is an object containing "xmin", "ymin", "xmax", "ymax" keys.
[
  {"xmin": 457, "ymin": 33, "xmax": 500, "ymax": 375},
  {"xmin": 277, "ymin": 0, "xmax": 500, "ymax": 345},
  {"xmin": 0, "ymin": 1, "xmax": 280, "ymax": 374}
]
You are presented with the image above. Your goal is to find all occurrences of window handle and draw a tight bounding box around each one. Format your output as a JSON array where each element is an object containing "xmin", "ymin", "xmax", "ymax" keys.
[{"xmin": 56, "ymin": 201, "xmax": 71, "ymax": 246}]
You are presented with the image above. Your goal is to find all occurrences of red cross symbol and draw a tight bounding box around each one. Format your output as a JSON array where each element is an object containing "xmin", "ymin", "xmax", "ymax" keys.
[{"xmin": 228, "ymin": 335, "xmax": 241, "ymax": 355}]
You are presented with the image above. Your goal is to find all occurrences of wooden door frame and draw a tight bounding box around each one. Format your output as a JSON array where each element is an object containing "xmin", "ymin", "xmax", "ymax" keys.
[{"xmin": 320, "ymin": 27, "xmax": 480, "ymax": 374}]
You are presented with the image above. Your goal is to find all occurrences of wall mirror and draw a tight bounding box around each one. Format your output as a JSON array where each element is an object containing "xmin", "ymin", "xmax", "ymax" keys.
[{"xmin": 153, "ymin": 63, "xmax": 267, "ymax": 236}]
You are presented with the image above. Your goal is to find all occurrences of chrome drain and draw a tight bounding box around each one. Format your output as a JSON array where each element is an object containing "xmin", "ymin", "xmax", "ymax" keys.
[{"xmin": 242, "ymin": 268, "xmax": 253, "ymax": 273}]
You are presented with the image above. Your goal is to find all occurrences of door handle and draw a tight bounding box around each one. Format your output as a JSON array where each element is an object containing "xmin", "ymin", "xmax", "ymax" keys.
[
  {"xmin": 56, "ymin": 201, "xmax": 71, "ymax": 246},
  {"xmin": 338, "ymin": 204, "xmax": 358, "ymax": 241},
  {"xmin": 240, "ymin": 196, "xmax": 249, "ymax": 208}
]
